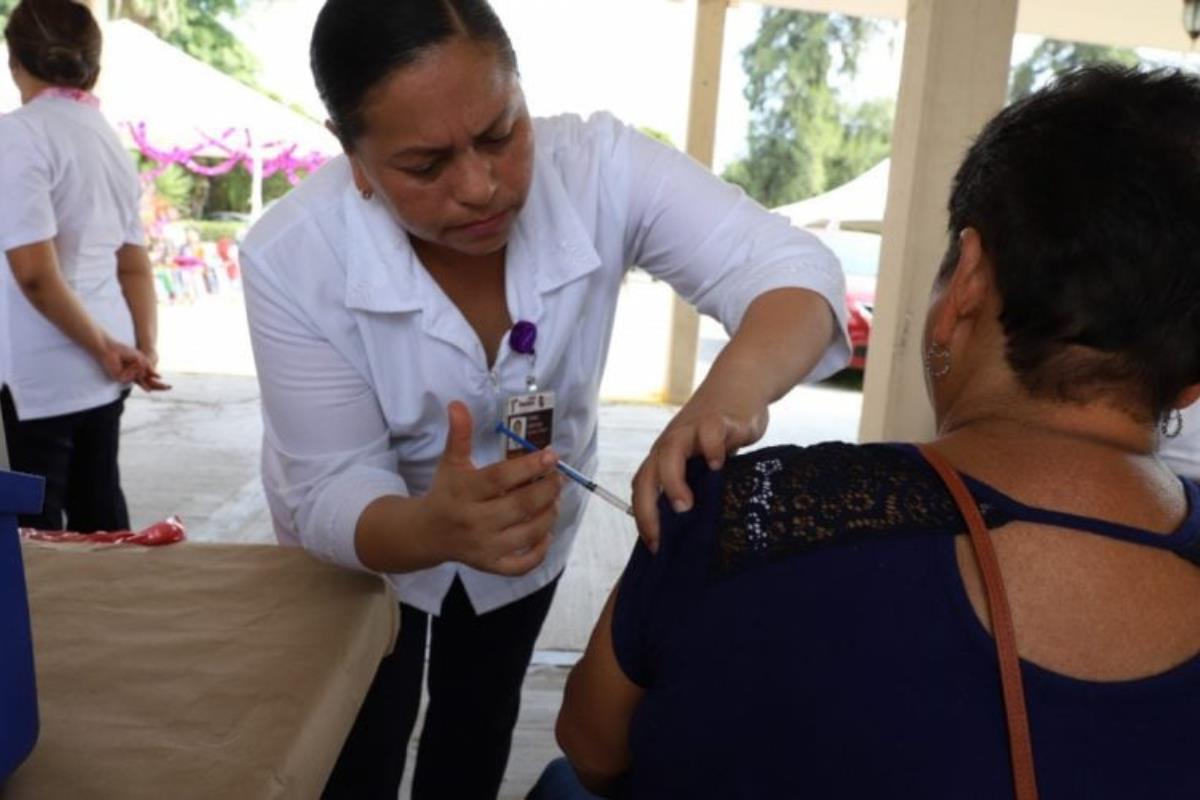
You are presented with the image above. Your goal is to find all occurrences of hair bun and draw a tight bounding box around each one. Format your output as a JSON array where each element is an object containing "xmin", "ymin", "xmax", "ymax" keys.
[{"xmin": 42, "ymin": 43, "xmax": 88, "ymax": 84}]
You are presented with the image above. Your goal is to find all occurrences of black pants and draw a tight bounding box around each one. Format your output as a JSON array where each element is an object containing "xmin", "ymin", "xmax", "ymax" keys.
[
  {"xmin": 323, "ymin": 574, "xmax": 560, "ymax": 800},
  {"xmin": 0, "ymin": 387, "xmax": 130, "ymax": 532}
]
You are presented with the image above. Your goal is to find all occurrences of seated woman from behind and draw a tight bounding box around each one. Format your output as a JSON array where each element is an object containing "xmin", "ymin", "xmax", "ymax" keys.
[{"xmin": 550, "ymin": 66, "xmax": 1200, "ymax": 799}]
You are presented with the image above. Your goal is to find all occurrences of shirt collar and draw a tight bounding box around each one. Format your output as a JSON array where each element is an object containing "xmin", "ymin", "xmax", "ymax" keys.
[{"xmin": 342, "ymin": 178, "xmax": 424, "ymax": 313}]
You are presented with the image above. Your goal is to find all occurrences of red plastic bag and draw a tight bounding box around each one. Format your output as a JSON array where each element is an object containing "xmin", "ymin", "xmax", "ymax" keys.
[{"xmin": 19, "ymin": 516, "xmax": 186, "ymax": 546}]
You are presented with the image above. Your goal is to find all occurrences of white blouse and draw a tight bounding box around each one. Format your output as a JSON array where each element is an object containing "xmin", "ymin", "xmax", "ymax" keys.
[
  {"xmin": 0, "ymin": 94, "xmax": 143, "ymax": 420},
  {"xmin": 241, "ymin": 112, "xmax": 849, "ymax": 615}
]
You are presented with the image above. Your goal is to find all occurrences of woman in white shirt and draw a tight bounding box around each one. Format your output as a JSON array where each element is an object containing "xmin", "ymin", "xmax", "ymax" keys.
[
  {"xmin": 243, "ymin": 0, "xmax": 848, "ymax": 796},
  {"xmin": 0, "ymin": 0, "xmax": 166, "ymax": 532}
]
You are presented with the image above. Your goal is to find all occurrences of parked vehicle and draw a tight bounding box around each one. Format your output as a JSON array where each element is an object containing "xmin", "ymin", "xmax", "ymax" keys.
[{"xmin": 809, "ymin": 227, "xmax": 880, "ymax": 371}]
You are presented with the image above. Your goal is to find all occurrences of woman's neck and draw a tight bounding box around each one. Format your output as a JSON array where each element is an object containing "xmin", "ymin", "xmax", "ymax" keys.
[
  {"xmin": 938, "ymin": 405, "xmax": 1156, "ymax": 456},
  {"xmin": 13, "ymin": 71, "xmax": 50, "ymax": 104}
]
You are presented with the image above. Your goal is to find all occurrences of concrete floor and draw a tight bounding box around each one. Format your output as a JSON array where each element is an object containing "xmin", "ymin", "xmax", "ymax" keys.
[{"xmin": 111, "ymin": 284, "xmax": 863, "ymax": 799}]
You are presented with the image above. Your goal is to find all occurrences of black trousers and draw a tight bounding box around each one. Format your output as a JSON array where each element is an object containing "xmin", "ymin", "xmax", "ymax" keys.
[
  {"xmin": 0, "ymin": 387, "xmax": 130, "ymax": 532},
  {"xmin": 323, "ymin": 574, "xmax": 561, "ymax": 800}
]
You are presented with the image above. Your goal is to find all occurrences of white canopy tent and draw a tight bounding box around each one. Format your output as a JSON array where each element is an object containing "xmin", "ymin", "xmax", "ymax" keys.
[
  {"xmin": 773, "ymin": 158, "xmax": 890, "ymax": 234},
  {"xmin": 0, "ymin": 19, "xmax": 339, "ymax": 217}
]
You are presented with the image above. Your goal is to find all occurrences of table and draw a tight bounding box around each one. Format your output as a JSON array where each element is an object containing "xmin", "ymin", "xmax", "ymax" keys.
[{"xmin": 3, "ymin": 541, "xmax": 397, "ymax": 799}]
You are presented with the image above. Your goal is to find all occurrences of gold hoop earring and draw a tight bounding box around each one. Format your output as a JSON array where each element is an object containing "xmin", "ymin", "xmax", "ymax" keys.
[
  {"xmin": 1161, "ymin": 408, "xmax": 1184, "ymax": 439},
  {"xmin": 924, "ymin": 342, "xmax": 952, "ymax": 379}
]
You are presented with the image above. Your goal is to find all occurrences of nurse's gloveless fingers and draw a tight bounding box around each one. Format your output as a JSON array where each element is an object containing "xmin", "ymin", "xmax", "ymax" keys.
[
  {"xmin": 483, "ymin": 471, "xmax": 563, "ymax": 530},
  {"xmin": 492, "ymin": 504, "xmax": 558, "ymax": 576},
  {"xmin": 440, "ymin": 401, "xmax": 478, "ymax": 470},
  {"xmin": 477, "ymin": 448, "xmax": 560, "ymax": 498},
  {"xmin": 631, "ymin": 458, "xmax": 662, "ymax": 553},
  {"xmin": 697, "ymin": 416, "xmax": 729, "ymax": 471},
  {"xmin": 653, "ymin": 429, "xmax": 695, "ymax": 515}
]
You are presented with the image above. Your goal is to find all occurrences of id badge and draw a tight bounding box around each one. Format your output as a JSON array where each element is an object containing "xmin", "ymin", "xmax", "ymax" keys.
[{"xmin": 503, "ymin": 390, "xmax": 555, "ymax": 459}]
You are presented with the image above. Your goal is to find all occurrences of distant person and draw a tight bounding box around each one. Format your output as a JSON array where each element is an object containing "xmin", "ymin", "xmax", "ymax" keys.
[
  {"xmin": 239, "ymin": 0, "xmax": 849, "ymax": 797},
  {"xmin": 0, "ymin": 0, "xmax": 167, "ymax": 532},
  {"xmin": 551, "ymin": 66, "xmax": 1200, "ymax": 799}
]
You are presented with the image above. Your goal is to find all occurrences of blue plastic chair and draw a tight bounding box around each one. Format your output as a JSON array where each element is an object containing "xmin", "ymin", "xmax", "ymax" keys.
[{"xmin": 0, "ymin": 469, "xmax": 45, "ymax": 783}]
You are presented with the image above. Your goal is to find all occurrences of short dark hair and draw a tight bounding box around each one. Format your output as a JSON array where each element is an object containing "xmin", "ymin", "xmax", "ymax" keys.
[
  {"xmin": 5, "ymin": 0, "xmax": 102, "ymax": 90},
  {"xmin": 941, "ymin": 66, "xmax": 1200, "ymax": 421},
  {"xmin": 310, "ymin": 0, "xmax": 518, "ymax": 149}
]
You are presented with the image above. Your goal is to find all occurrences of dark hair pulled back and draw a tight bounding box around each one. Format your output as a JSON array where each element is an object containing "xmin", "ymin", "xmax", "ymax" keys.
[
  {"xmin": 940, "ymin": 66, "xmax": 1200, "ymax": 421},
  {"xmin": 6, "ymin": 0, "xmax": 102, "ymax": 90},
  {"xmin": 310, "ymin": 0, "xmax": 517, "ymax": 149}
]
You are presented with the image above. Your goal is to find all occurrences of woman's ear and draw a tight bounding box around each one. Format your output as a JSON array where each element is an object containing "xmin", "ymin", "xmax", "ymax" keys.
[
  {"xmin": 348, "ymin": 155, "xmax": 374, "ymax": 199},
  {"xmin": 948, "ymin": 228, "xmax": 991, "ymax": 318},
  {"xmin": 930, "ymin": 227, "xmax": 991, "ymax": 344}
]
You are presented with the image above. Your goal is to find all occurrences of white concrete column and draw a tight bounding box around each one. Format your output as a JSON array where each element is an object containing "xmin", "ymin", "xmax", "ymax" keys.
[
  {"xmin": 666, "ymin": 0, "xmax": 728, "ymax": 405},
  {"xmin": 858, "ymin": 0, "xmax": 1017, "ymax": 442}
]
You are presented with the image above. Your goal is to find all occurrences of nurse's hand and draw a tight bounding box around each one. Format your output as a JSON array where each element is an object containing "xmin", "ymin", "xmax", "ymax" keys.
[
  {"xmin": 631, "ymin": 392, "xmax": 768, "ymax": 552},
  {"xmin": 422, "ymin": 401, "xmax": 565, "ymax": 576}
]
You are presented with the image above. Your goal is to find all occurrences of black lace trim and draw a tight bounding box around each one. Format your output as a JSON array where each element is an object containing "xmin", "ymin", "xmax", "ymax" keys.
[{"xmin": 715, "ymin": 443, "xmax": 1001, "ymax": 575}]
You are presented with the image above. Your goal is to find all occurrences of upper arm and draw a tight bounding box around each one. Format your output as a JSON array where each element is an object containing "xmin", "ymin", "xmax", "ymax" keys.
[
  {"xmin": 116, "ymin": 243, "xmax": 152, "ymax": 279},
  {"xmin": 0, "ymin": 118, "xmax": 56, "ymax": 252},
  {"xmin": 557, "ymin": 586, "xmax": 646, "ymax": 795},
  {"xmin": 242, "ymin": 249, "xmax": 407, "ymax": 566},
  {"xmin": 622, "ymin": 129, "xmax": 847, "ymax": 336},
  {"xmin": 6, "ymin": 240, "xmax": 60, "ymax": 290}
]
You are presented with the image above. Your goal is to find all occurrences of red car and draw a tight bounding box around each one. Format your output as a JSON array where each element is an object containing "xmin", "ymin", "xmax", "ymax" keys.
[{"xmin": 809, "ymin": 228, "xmax": 881, "ymax": 371}]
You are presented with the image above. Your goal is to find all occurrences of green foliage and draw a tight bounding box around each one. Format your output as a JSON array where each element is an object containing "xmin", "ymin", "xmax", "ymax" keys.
[
  {"xmin": 638, "ymin": 126, "xmax": 677, "ymax": 149},
  {"xmin": 146, "ymin": 162, "xmax": 197, "ymax": 211},
  {"xmin": 205, "ymin": 166, "xmax": 299, "ymax": 215},
  {"xmin": 183, "ymin": 219, "xmax": 244, "ymax": 242},
  {"xmin": 824, "ymin": 98, "xmax": 892, "ymax": 190},
  {"xmin": 721, "ymin": 9, "xmax": 893, "ymax": 208},
  {"xmin": 113, "ymin": 0, "xmax": 259, "ymax": 86},
  {"xmin": 1009, "ymin": 39, "xmax": 1139, "ymax": 101}
]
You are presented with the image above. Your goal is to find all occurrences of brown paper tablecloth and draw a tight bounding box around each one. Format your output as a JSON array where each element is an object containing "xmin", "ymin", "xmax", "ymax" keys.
[{"xmin": 3, "ymin": 541, "xmax": 397, "ymax": 800}]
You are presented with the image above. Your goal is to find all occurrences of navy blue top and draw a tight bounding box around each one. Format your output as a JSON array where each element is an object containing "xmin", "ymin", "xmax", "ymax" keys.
[{"xmin": 612, "ymin": 443, "xmax": 1200, "ymax": 799}]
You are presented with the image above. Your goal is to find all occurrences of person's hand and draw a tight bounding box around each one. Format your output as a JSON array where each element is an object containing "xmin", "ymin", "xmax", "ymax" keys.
[
  {"xmin": 134, "ymin": 344, "xmax": 171, "ymax": 392},
  {"xmin": 139, "ymin": 344, "xmax": 159, "ymax": 370},
  {"xmin": 134, "ymin": 366, "xmax": 172, "ymax": 393},
  {"xmin": 97, "ymin": 336, "xmax": 150, "ymax": 384},
  {"xmin": 631, "ymin": 393, "xmax": 769, "ymax": 552},
  {"xmin": 419, "ymin": 401, "xmax": 565, "ymax": 576}
]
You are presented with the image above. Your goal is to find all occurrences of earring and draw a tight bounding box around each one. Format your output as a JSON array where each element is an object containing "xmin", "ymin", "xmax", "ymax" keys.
[
  {"xmin": 360, "ymin": 187, "xmax": 374, "ymax": 201},
  {"xmin": 924, "ymin": 342, "xmax": 952, "ymax": 379},
  {"xmin": 1161, "ymin": 408, "xmax": 1184, "ymax": 439}
]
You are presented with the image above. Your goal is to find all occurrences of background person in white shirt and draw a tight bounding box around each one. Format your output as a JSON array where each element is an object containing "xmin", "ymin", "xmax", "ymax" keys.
[
  {"xmin": 243, "ymin": 0, "xmax": 849, "ymax": 797},
  {"xmin": 0, "ymin": 0, "xmax": 167, "ymax": 533}
]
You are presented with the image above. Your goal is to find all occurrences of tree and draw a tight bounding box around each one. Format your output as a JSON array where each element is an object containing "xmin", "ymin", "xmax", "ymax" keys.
[
  {"xmin": 721, "ymin": 9, "xmax": 893, "ymax": 208},
  {"xmin": 1009, "ymin": 39, "xmax": 1139, "ymax": 101},
  {"xmin": 113, "ymin": 0, "xmax": 259, "ymax": 86}
]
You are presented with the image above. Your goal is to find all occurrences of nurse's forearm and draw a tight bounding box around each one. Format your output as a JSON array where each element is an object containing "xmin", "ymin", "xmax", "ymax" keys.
[
  {"xmin": 354, "ymin": 493, "xmax": 445, "ymax": 574},
  {"xmin": 7, "ymin": 241, "xmax": 110, "ymax": 362},
  {"xmin": 697, "ymin": 287, "xmax": 836, "ymax": 407},
  {"xmin": 117, "ymin": 244, "xmax": 159, "ymax": 358}
]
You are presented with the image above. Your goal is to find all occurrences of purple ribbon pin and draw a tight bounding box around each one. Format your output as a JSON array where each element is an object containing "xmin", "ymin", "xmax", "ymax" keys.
[{"xmin": 509, "ymin": 320, "xmax": 537, "ymax": 355}]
